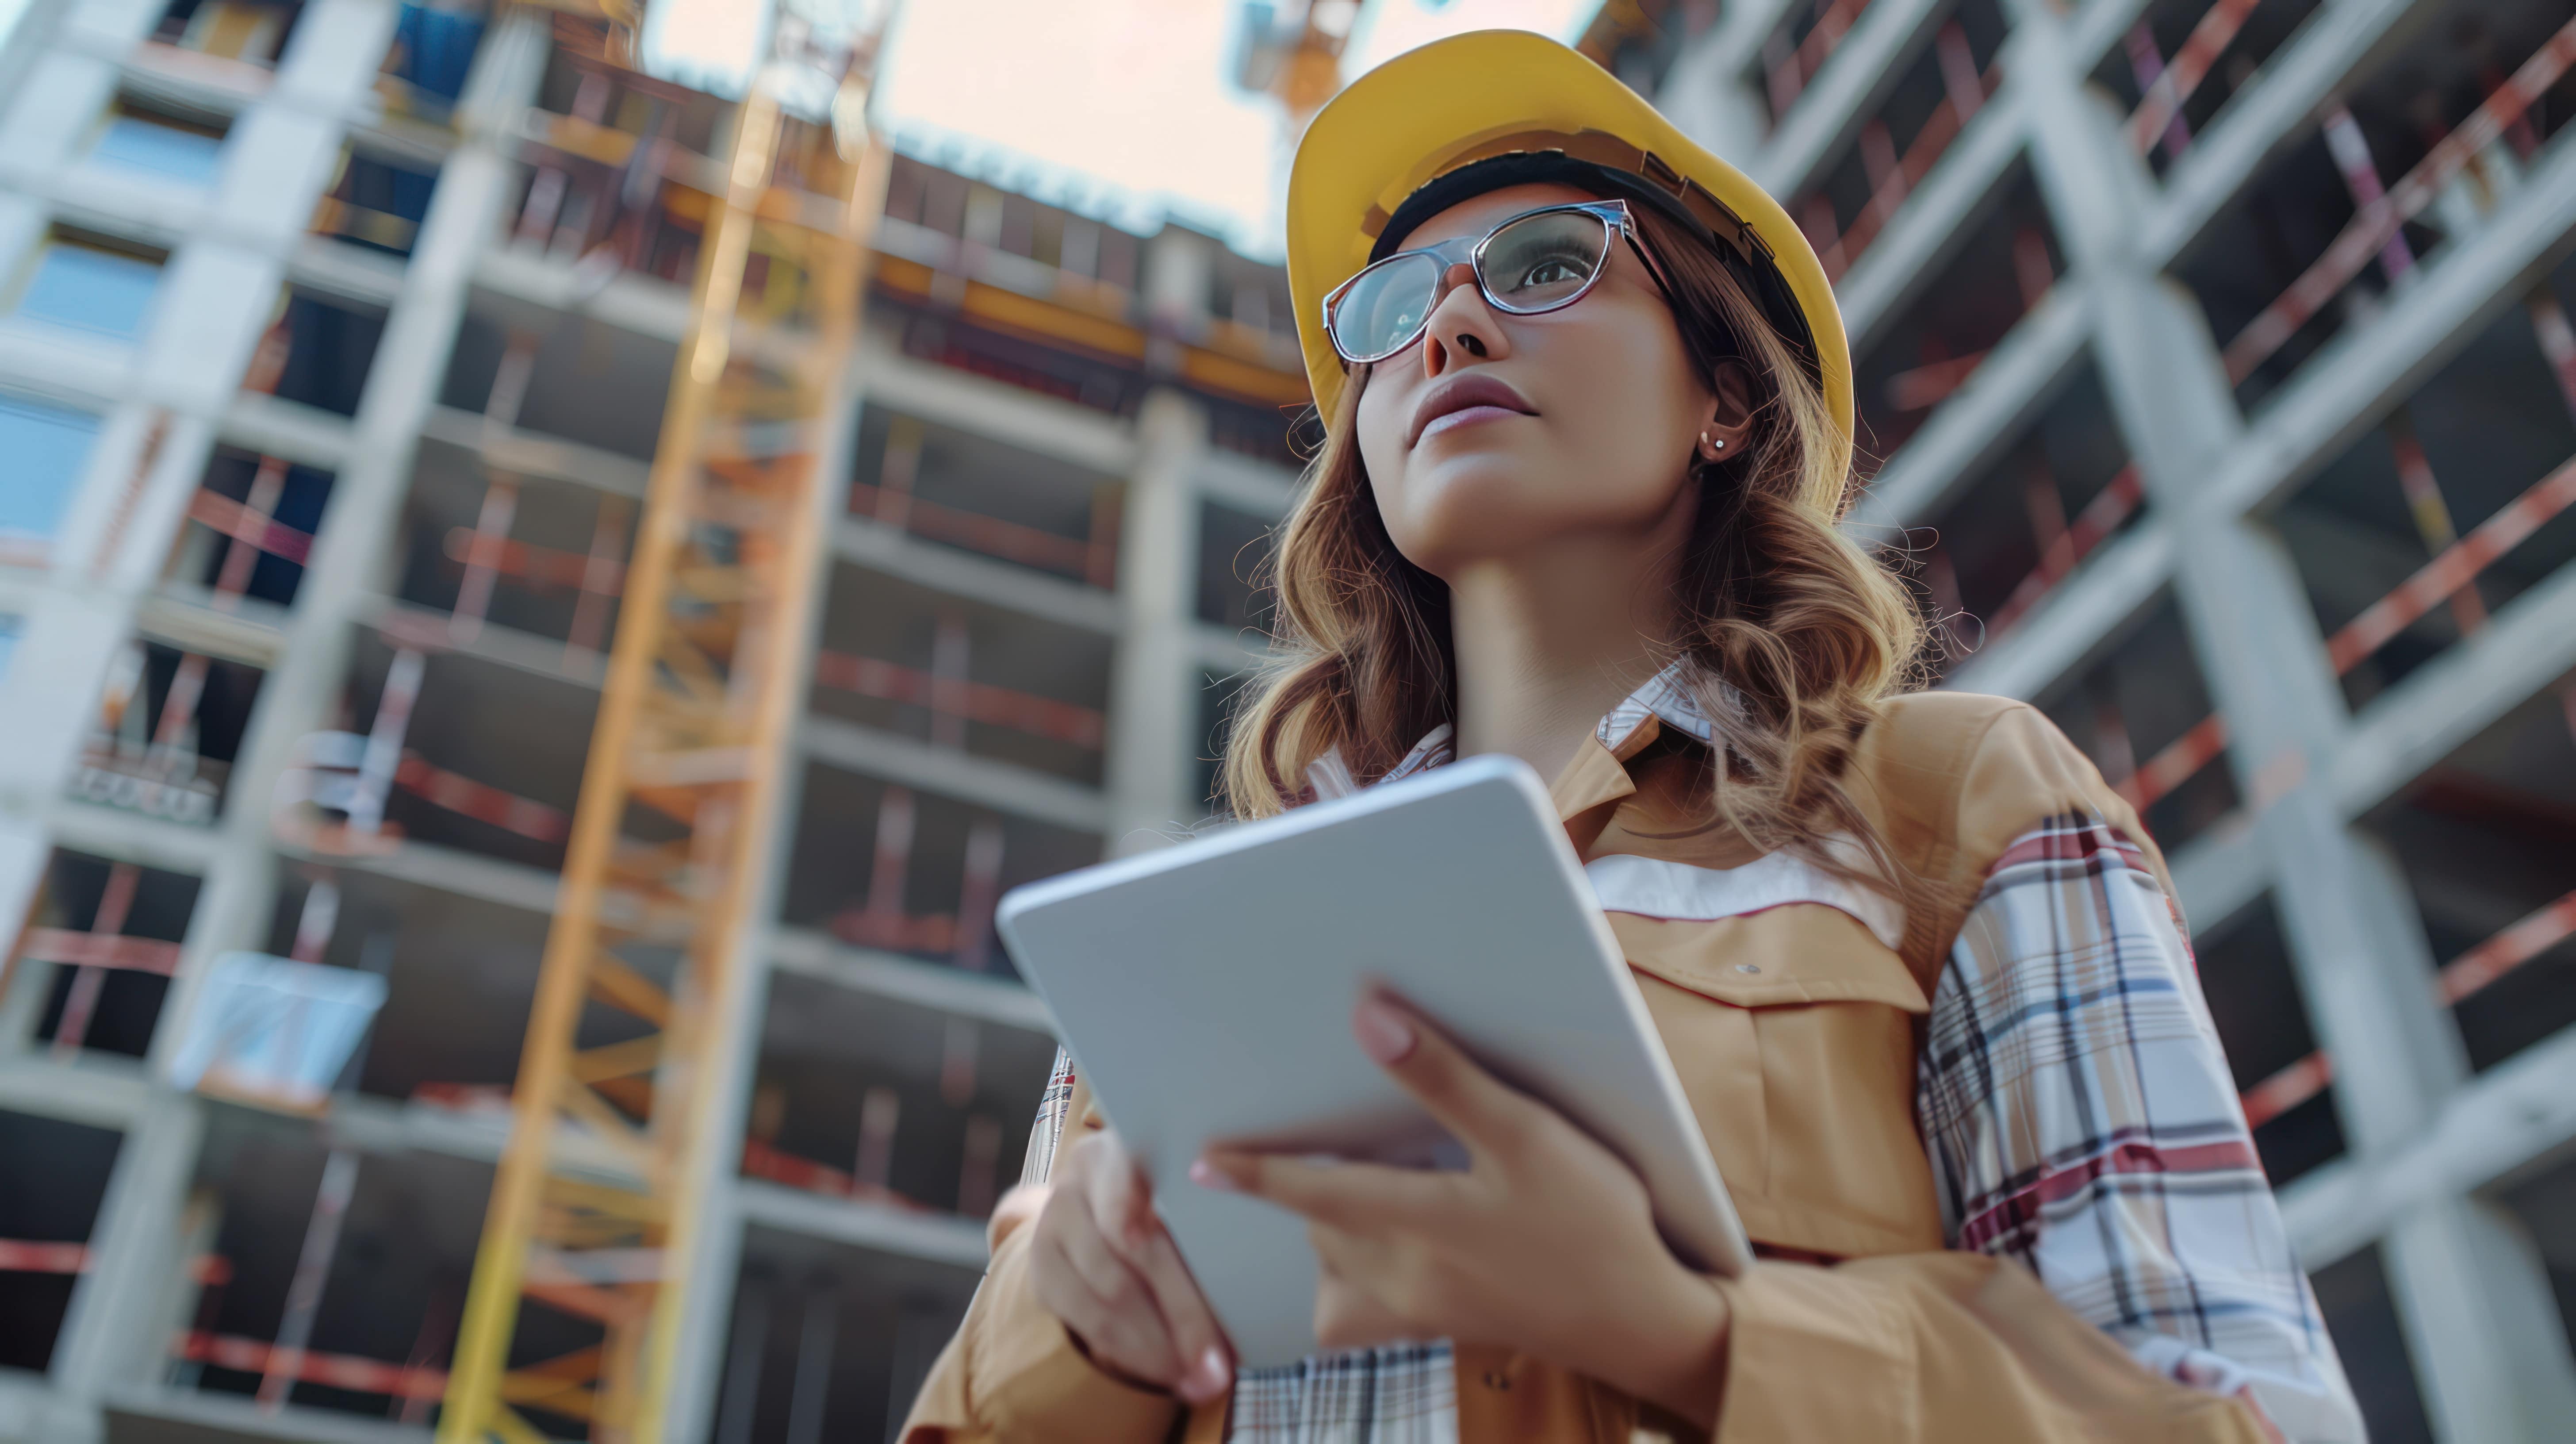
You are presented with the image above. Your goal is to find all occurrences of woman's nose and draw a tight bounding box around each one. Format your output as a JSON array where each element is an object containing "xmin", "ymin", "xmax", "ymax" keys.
[{"xmin": 1422, "ymin": 262, "xmax": 1507, "ymax": 376}]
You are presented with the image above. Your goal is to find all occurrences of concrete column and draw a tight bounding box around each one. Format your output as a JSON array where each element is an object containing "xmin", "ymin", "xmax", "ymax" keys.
[
  {"xmin": 2009, "ymin": 12, "xmax": 2574, "ymax": 1440},
  {"xmin": 1104, "ymin": 387, "xmax": 1209, "ymax": 853}
]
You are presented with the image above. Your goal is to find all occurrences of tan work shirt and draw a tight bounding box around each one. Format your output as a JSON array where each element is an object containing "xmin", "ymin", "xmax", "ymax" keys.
[{"xmin": 902, "ymin": 690, "xmax": 2352, "ymax": 1442}]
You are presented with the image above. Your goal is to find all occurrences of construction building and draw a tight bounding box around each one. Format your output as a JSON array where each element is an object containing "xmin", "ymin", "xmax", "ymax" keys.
[
  {"xmin": 1617, "ymin": 0, "xmax": 2576, "ymax": 1439},
  {"xmin": 5, "ymin": 1, "xmax": 2575, "ymax": 1443},
  {"xmin": 0, "ymin": 2, "xmax": 1305, "ymax": 1441}
]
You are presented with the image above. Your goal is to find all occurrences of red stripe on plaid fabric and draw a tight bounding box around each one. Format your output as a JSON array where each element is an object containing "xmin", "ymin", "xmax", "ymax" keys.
[
  {"xmin": 1956, "ymin": 1137, "xmax": 2267, "ymax": 1253},
  {"xmin": 13, "ymin": 928, "xmax": 183, "ymax": 974},
  {"xmin": 1953, "ymin": 1138, "xmax": 2256, "ymax": 1255},
  {"xmin": 0, "ymin": 1240, "xmax": 90, "ymax": 1273},
  {"xmin": 1983, "ymin": 816, "xmax": 2153, "ymax": 873},
  {"xmin": 2128, "ymin": 0, "xmax": 2265, "ymax": 156},
  {"xmin": 2223, "ymin": 16, "xmax": 2576, "ymax": 382}
]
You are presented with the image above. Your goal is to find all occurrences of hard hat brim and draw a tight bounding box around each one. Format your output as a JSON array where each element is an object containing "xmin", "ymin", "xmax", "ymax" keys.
[{"xmin": 1285, "ymin": 29, "xmax": 1853, "ymax": 470}]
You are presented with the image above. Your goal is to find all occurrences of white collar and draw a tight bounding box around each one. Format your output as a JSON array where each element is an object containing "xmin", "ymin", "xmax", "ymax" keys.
[{"xmin": 1307, "ymin": 661, "xmax": 1731, "ymax": 799}]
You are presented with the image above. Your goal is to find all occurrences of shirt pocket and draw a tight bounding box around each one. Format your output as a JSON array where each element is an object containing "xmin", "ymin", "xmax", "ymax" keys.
[{"xmin": 1592, "ymin": 854, "xmax": 1937, "ymax": 1254}]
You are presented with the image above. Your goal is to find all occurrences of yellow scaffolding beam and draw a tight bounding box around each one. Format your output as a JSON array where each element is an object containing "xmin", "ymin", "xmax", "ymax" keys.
[{"xmin": 437, "ymin": 12, "xmax": 889, "ymax": 1441}]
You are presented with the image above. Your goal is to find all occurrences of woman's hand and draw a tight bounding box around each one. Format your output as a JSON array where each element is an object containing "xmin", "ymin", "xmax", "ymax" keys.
[
  {"xmin": 1192, "ymin": 994, "xmax": 1733, "ymax": 1428},
  {"xmin": 1028, "ymin": 1126, "xmax": 1236, "ymax": 1405}
]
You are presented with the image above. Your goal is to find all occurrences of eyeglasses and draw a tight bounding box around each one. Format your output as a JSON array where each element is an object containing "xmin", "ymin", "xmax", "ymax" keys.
[{"xmin": 1320, "ymin": 199, "xmax": 1671, "ymax": 367}]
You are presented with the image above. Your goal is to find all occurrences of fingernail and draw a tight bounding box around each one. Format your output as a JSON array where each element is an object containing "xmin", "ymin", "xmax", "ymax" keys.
[
  {"xmin": 1194, "ymin": 1344, "xmax": 1232, "ymax": 1397},
  {"xmin": 1189, "ymin": 1158, "xmax": 1241, "ymax": 1192},
  {"xmin": 1353, "ymin": 999, "xmax": 1416, "ymax": 1064}
]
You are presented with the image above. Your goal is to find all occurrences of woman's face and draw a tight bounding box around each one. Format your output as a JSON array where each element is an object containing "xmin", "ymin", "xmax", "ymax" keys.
[{"xmin": 1353, "ymin": 182, "xmax": 1720, "ymax": 580}]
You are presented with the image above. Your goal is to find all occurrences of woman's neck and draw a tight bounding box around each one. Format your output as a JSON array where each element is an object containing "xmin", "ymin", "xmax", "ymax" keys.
[{"xmin": 1448, "ymin": 534, "xmax": 1684, "ymax": 786}]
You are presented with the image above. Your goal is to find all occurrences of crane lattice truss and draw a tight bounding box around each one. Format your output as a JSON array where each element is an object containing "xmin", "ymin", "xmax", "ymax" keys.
[{"xmin": 436, "ymin": 18, "xmax": 886, "ymax": 1443}]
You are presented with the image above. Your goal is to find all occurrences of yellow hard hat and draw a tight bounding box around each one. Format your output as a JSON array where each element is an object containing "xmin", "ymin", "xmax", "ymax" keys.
[{"xmin": 1284, "ymin": 29, "xmax": 1853, "ymax": 479}]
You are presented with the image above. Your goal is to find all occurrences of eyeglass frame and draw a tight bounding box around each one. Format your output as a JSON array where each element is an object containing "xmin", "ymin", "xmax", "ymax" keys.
[{"xmin": 1318, "ymin": 198, "xmax": 1683, "ymax": 368}]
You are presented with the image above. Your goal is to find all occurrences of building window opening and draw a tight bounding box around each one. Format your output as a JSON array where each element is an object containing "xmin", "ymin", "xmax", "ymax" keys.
[
  {"xmin": 1757, "ymin": 0, "xmax": 1885, "ymax": 126},
  {"xmin": 2308, "ymin": 1248, "xmax": 2437, "ymax": 1444},
  {"xmin": 1883, "ymin": 359, "xmax": 2138, "ymax": 671},
  {"xmin": 69, "ymin": 638, "xmax": 265, "ymax": 827},
  {"xmin": 151, "ymin": 0, "xmax": 306, "ymax": 67},
  {"xmin": 162, "ymin": 446, "xmax": 335, "ymax": 611},
  {"xmin": 781, "ymin": 764, "xmax": 1099, "ymax": 981},
  {"xmin": 1196, "ymin": 500, "xmax": 1278, "ymax": 639},
  {"xmin": 86, "ymin": 96, "xmax": 229, "ymax": 187},
  {"xmin": 2273, "ymin": 257, "xmax": 2576, "ymax": 712},
  {"xmin": 2090, "ymin": 0, "xmax": 2326, "ymax": 177},
  {"xmin": 2193, "ymin": 896, "xmax": 2343, "ymax": 1187},
  {"xmin": 712, "ymin": 1238, "xmax": 982, "ymax": 1442},
  {"xmin": 7, "ymin": 229, "xmax": 167, "ymax": 344},
  {"xmin": 2034, "ymin": 597, "xmax": 2241, "ymax": 853},
  {"xmin": 171, "ymin": 1108, "xmax": 485, "ymax": 1424},
  {"xmin": 849, "ymin": 409, "xmax": 1126, "ymax": 588},
  {"xmin": 746, "ymin": 980, "xmax": 1056, "ymax": 1221},
  {"xmin": 312, "ymin": 147, "xmax": 438, "ymax": 257},
  {"xmin": 255, "ymin": 288, "xmax": 387, "ymax": 417},
  {"xmin": 1851, "ymin": 161, "xmax": 2062, "ymax": 469},
  {"xmin": 809, "ymin": 567, "xmax": 1113, "ymax": 786},
  {"xmin": 2362, "ymin": 684, "xmax": 2576, "ymax": 1077},
  {"xmin": 2173, "ymin": 5, "xmax": 2576, "ymax": 412},
  {"xmin": 1787, "ymin": 0, "xmax": 2011, "ymax": 281},
  {"xmin": 377, "ymin": 0, "xmax": 487, "ymax": 123},
  {"xmin": 12, "ymin": 848, "xmax": 203, "ymax": 1060},
  {"xmin": 0, "ymin": 1110, "xmax": 123, "ymax": 1374},
  {"xmin": 0, "ymin": 392, "xmax": 103, "ymax": 565}
]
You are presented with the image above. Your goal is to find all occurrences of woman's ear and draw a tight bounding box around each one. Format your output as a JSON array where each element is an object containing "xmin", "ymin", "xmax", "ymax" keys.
[{"xmin": 1694, "ymin": 360, "xmax": 1759, "ymax": 462}]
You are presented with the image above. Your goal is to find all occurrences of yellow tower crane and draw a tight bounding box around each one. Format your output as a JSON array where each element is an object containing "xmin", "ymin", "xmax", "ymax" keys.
[{"xmin": 437, "ymin": 4, "xmax": 890, "ymax": 1440}]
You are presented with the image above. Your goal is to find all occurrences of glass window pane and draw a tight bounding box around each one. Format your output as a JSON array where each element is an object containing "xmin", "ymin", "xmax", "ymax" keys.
[
  {"xmin": 90, "ymin": 114, "xmax": 226, "ymax": 186},
  {"xmin": 13, "ymin": 242, "xmax": 162, "ymax": 341},
  {"xmin": 0, "ymin": 394, "xmax": 103, "ymax": 544}
]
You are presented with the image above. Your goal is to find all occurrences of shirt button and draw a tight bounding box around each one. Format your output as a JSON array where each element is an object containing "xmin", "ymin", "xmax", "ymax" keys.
[{"xmin": 1735, "ymin": 963, "xmax": 1761, "ymax": 974}]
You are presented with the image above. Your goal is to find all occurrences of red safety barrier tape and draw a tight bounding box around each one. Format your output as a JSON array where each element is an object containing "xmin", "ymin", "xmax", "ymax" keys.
[
  {"xmin": 2223, "ymin": 16, "xmax": 2576, "ymax": 382},
  {"xmin": 175, "ymin": 1330, "xmax": 445, "ymax": 1401},
  {"xmin": 2324, "ymin": 453, "xmax": 2576, "ymax": 674},
  {"xmin": 0, "ymin": 1240, "xmax": 90, "ymax": 1273},
  {"xmin": 394, "ymin": 753, "xmax": 573, "ymax": 843},
  {"xmin": 2128, "ymin": 0, "xmax": 2265, "ymax": 156},
  {"xmin": 811, "ymin": 649, "xmax": 1108, "ymax": 748},
  {"xmin": 14, "ymin": 928, "xmax": 183, "ymax": 975},
  {"xmin": 188, "ymin": 488, "xmax": 314, "ymax": 565}
]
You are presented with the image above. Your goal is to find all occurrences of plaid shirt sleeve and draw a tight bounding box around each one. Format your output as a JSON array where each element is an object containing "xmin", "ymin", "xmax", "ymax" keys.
[{"xmin": 1916, "ymin": 814, "xmax": 2362, "ymax": 1443}]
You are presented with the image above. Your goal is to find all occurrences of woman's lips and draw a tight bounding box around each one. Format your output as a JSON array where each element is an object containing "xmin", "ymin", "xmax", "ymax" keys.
[
  {"xmin": 1417, "ymin": 404, "xmax": 1526, "ymax": 440},
  {"xmin": 1407, "ymin": 373, "xmax": 1538, "ymax": 445}
]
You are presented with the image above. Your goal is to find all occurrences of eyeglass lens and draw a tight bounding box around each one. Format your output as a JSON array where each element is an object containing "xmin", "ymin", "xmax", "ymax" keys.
[{"xmin": 1330, "ymin": 209, "xmax": 1612, "ymax": 362}]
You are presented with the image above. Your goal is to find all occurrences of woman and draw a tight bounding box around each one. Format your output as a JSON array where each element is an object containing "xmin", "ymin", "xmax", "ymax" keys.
[{"xmin": 905, "ymin": 31, "xmax": 2359, "ymax": 1443}]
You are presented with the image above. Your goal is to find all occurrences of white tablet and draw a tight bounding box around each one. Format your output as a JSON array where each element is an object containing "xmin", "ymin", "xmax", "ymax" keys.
[{"xmin": 995, "ymin": 753, "xmax": 1750, "ymax": 1366}]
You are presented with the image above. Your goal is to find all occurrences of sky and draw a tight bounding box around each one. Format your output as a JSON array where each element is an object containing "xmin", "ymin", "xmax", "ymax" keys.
[{"xmin": 874, "ymin": 0, "xmax": 1604, "ymax": 257}]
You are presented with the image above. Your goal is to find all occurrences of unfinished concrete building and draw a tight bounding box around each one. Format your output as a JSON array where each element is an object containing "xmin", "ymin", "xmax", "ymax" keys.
[
  {"xmin": 0, "ymin": 4, "xmax": 1304, "ymax": 1441},
  {"xmin": 1630, "ymin": 0, "xmax": 2576, "ymax": 1439}
]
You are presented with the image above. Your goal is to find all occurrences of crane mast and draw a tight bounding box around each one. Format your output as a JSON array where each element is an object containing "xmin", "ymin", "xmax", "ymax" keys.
[{"xmin": 436, "ymin": 5, "xmax": 889, "ymax": 1439}]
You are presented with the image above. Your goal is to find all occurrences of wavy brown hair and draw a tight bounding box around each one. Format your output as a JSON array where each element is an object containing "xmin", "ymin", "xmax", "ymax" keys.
[{"xmin": 1220, "ymin": 204, "xmax": 1928, "ymax": 897}]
